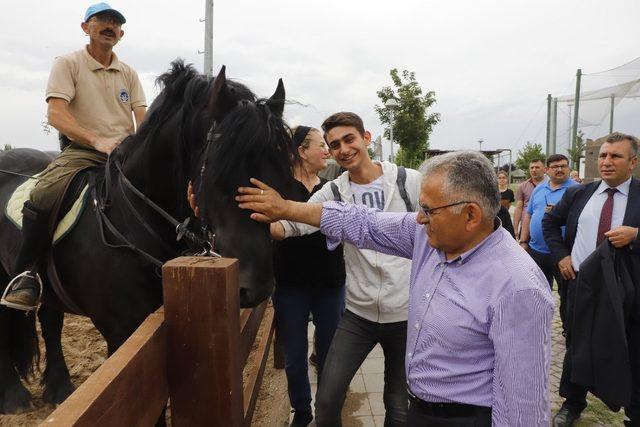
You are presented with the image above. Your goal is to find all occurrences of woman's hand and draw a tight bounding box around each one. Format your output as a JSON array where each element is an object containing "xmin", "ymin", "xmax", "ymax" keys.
[
  {"xmin": 187, "ymin": 181, "xmax": 200, "ymax": 217},
  {"xmin": 270, "ymin": 222, "xmax": 286, "ymax": 240}
]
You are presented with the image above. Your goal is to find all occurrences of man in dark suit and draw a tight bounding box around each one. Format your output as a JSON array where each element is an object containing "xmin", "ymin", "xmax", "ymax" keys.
[{"xmin": 543, "ymin": 132, "xmax": 640, "ymax": 426}]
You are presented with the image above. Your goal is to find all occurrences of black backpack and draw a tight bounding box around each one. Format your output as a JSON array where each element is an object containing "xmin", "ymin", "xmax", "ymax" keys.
[{"xmin": 330, "ymin": 166, "xmax": 413, "ymax": 212}]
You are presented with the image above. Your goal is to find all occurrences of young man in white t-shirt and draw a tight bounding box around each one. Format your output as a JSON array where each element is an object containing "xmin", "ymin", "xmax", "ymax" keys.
[{"xmin": 273, "ymin": 112, "xmax": 421, "ymax": 427}]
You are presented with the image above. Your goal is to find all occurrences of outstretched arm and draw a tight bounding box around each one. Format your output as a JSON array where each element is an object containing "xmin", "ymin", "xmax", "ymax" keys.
[
  {"xmin": 237, "ymin": 178, "xmax": 323, "ymax": 225},
  {"xmin": 237, "ymin": 178, "xmax": 416, "ymax": 259},
  {"xmin": 188, "ymin": 179, "xmax": 305, "ymax": 241}
]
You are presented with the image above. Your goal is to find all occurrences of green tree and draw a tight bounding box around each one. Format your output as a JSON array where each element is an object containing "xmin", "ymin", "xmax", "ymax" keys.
[
  {"xmin": 515, "ymin": 141, "xmax": 545, "ymax": 178},
  {"xmin": 567, "ymin": 130, "xmax": 586, "ymax": 170},
  {"xmin": 2, "ymin": 144, "xmax": 12, "ymax": 151},
  {"xmin": 394, "ymin": 147, "xmax": 410, "ymax": 166},
  {"xmin": 375, "ymin": 69, "xmax": 440, "ymax": 169}
]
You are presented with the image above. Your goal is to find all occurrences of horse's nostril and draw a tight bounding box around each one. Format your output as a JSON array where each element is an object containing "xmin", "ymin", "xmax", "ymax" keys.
[
  {"xmin": 239, "ymin": 287, "xmax": 255, "ymax": 308},
  {"xmin": 238, "ymin": 284, "xmax": 273, "ymax": 308}
]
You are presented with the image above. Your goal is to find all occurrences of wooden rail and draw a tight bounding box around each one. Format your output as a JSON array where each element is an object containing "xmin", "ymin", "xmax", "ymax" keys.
[
  {"xmin": 43, "ymin": 309, "xmax": 167, "ymax": 426},
  {"xmin": 42, "ymin": 257, "xmax": 279, "ymax": 427}
]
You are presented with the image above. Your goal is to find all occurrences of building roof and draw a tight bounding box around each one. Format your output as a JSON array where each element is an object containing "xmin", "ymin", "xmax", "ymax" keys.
[{"xmin": 425, "ymin": 149, "xmax": 505, "ymax": 158}]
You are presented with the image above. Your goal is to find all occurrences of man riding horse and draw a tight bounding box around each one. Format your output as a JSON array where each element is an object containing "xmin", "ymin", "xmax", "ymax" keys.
[{"xmin": 1, "ymin": 2, "xmax": 146, "ymax": 311}]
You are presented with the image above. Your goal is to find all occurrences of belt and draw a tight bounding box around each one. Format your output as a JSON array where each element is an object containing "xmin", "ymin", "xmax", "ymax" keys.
[{"xmin": 408, "ymin": 391, "xmax": 491, "ymax": 418}]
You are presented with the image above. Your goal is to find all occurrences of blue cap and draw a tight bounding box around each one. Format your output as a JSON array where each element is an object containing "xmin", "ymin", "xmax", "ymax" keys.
[{"xmin": 84, "ymin": 3, "xmax": 126, "ymax": 24}]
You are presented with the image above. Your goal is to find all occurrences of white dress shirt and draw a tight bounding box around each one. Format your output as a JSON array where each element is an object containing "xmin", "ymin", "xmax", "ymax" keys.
[{"xmin": 571, "ymin": 178, "xmax": 631, "ymax": 271}]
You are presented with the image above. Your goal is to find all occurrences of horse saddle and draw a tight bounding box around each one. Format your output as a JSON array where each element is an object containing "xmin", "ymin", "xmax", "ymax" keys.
[{"xmin": 5, "ymin": 174, "xmax": 89, "ymax": 245}]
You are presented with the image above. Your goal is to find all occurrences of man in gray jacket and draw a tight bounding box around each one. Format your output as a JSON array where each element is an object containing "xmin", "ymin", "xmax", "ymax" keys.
[{"xmin": 273, "ymin": 112, "xmax": 420, "ymax": 426}]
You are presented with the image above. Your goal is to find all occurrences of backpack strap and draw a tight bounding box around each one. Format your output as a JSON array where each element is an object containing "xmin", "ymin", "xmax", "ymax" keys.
[
  {"xmin": 396, "ymin": 166, "xmax": 413, "ymax": 212},
  {"xmin": 330, "ymin": 182, "xmax": 341, "ymax": 202}
]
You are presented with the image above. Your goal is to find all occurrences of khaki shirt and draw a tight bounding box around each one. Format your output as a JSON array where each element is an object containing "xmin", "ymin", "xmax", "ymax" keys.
[{"xmin": 46, "ymin": 46, "xmax": 146, "ymax": 142}]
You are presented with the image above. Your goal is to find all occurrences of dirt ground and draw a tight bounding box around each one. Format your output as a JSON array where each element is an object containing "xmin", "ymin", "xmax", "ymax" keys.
[
  {"xmin": 0, "ymin": 314, "xmax": 290, "ymax": 427},
  {"xmin": 0, "ymin": 314, "xmax": 107, "ymax": 426},
  {"xmin": 248, "ymin": 345, "xmax": 290, "ymax": 427}
]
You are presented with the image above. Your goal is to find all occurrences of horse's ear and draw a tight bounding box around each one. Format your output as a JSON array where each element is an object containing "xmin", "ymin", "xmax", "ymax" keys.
[
  {"xmin": 268, "ymin": 79, "xmax": 285, "ymax": 118},
  {"xmin": 207, "ymin": 65, "xmax": 227, "ymax": 121}
]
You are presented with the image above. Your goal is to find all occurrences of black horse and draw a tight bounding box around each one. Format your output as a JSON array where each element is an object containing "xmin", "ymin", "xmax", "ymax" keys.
[{"xmin": 0, "ymin": 60, "xmax": 295, "ymax": 413}]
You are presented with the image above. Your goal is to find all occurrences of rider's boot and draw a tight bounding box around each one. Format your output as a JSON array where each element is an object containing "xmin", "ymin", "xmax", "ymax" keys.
[{"xmin": 1, "ymin": 201, "xmax": 50, "ymax": 311}]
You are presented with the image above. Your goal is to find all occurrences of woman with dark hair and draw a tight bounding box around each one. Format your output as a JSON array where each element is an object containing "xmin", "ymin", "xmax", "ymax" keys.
[
  {"xmin": 272, "ymin": 126, "xmax": 345, "ymax": 427},
  {"xmin": 495, "ymin": 172, "xmax": 516, "ymax": 238},
  {"xmin": 498, "ymin": 170, "xmax": 515, "ymax": 209}
]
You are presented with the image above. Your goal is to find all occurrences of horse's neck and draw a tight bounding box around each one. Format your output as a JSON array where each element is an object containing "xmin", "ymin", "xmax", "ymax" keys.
[{"xmin": 116, "ymin": 139, "xmax": 188, "ymax": 222}]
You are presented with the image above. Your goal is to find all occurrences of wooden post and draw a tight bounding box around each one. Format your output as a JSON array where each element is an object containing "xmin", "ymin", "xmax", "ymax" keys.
[{"xmin": 163, "ymin": 257, "xmax": 243, "ymax": 427}]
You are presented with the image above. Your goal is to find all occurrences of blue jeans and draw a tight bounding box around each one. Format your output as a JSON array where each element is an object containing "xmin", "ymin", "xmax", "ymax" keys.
[
  {"xmin": 272, "ymin": 285, "xmax": 345, "ymax": 412},
  {"xmin": 315, "ymin": 310, "xmax": 408, "ymax": 427}
]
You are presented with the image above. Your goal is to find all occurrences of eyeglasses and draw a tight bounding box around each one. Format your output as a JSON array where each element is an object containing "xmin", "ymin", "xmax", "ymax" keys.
[
  {"xmin": 418, "ymin": 200, "xmax": 472, "ymax": 218},
  {"xmin": 547, "ymin": 164, "xmax": 569, "ymax": 170}
]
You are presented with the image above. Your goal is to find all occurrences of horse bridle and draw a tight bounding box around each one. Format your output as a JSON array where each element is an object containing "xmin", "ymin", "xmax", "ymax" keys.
[
  {"xmin": 193, "ymin": 124, "xmax": 219, "ymax": 254},
  {"xmin": 92, "ymin": 148, "xmax": 220, "ymax": 271}
]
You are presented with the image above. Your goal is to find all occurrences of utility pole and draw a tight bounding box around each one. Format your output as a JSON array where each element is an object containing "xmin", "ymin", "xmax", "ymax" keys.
[
  {"xmin": 507, "ymin": 149, "xmax": 512, "ymax": 184},
  {"xmin": 496, "ymin": 149, "xmax": 512, "ymax": 184},
  {"xmin": 551, "ymin": 97, "xmax": 558, "ymax": 155},
  {"xmin": 384, "ymin": 98, "xmax": 399, "ymax": 162},
  {"xmin": 571, "ymin": 69, "xmax": 582, "ymax": 164},
  {"xmin": 610, "ymin": 94, "xmax": 615, "ymax": 134},
  {"xmin": 545, "ymin": 94, "xmax": 552, "ymax": 155},
  {"xmin": 389, "ymin": 119, "xmax": 394, "ymax": 162},
  {"xmin": 478, "ymin": 138, "xmax": 483, "ymax": 152},
  {"xmin": 203, "ymin": 0, "xmax": 214, "ymax": 77}
]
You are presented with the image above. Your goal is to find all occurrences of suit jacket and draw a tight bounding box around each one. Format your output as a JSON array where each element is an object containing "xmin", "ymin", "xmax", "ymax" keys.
[
  {"xmin": 570, "ymin": 242, "xmax": 640, "ymax": 410},
  {"xmin": 542, "ymin": 177, "xmax": 640, "ymax": 265}
]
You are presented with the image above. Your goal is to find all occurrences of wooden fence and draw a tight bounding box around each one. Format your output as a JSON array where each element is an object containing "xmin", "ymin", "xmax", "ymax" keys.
[{"xmin": 43, "ymin": 257, "xmax": 281, "ymax": 426}]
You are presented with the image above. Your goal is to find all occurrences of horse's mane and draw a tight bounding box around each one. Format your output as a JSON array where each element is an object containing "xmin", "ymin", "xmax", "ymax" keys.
[
  {"xmin": 118, "ymin": 59, "xmax": 294, "ymax": 215},
  {"xmin": 203, "ymin": 99, "xmax": 294, "ymax": 194},
  {"xmin": 131, "ymin": 59, "xmax": 263, "ymax": 172},
  {"xmin": 134, "ymin": 60, "xmax": 208, "ymax": 146}
]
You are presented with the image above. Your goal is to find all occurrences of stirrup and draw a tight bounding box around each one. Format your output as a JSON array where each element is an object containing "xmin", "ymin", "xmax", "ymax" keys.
[{"xmin": 0, "ymin": 271, "xmax": 43, "ymax": 312}]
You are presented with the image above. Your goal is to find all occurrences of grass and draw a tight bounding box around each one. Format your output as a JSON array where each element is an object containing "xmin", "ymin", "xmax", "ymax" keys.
[{"xmin": 574, "ymin": 394, "xmax": 626, "ymax": 426}]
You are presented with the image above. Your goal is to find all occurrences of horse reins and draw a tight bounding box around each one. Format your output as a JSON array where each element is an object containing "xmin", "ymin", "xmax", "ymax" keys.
[
  {"xmin": 92, "ymin": 154, "xmax": 219, "ymax": 271},
  {"xmin": 0, "ymin": 169, "xmax": 54, "ymax": 182},
  {"xmin": 98, "ymin": 97, "xmax": 288, "ymax": 270},
  {"xmin": 195, "ymin": 125, "xmax": 216, "ymax": 244}
]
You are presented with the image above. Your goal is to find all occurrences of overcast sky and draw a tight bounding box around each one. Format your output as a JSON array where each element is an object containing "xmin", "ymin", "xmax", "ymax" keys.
[{"xmin": 1, "ymin": 0, "xmax": 639, "ymax": 161}]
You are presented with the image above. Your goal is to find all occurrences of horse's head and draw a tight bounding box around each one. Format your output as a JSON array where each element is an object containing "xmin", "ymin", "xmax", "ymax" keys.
[
  {"xmin": 197, "ymin": 69, "xmax": 295, "ymax": 307},
  {"xmin": 121, "ymin": 60, "xmax": 229, "ymax": 222},
  {"xmin": 121, "ymin": 61, "xmax": 294, "ymax": 307}
]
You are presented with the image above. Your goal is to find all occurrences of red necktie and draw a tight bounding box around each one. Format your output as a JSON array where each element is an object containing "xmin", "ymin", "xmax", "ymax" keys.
[{"xmin": 596, "ymin": 188, "xmax": 618, "ymax": 246}]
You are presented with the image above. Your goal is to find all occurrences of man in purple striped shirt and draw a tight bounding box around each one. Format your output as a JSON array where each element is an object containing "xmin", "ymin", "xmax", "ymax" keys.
[{"xmin": 238, "ymin": 151, "xmax": 554, "ymax": 426}]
